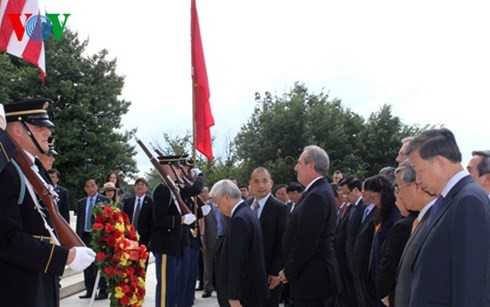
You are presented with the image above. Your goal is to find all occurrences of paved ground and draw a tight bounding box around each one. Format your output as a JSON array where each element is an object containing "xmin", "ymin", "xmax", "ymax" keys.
[{"xmin": 60, "ymin": 260, "xmax": 219, "ymax": 306}]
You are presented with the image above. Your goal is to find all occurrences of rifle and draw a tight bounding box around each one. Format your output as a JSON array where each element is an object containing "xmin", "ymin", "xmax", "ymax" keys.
[
  {"xmin": 0, "ymin": 129, "xmax": 84, "ymax": 248},
  {"xmin": 149, "ymin": 143, "xmax": 207, "ymax": 208},
  {"xmin": 133, "ymin": 134, "xmax": 191, "ymax": 215}
]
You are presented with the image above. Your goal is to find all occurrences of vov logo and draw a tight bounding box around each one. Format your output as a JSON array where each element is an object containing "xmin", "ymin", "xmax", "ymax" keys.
[{"xmin": 8, "ymin": 13, "xmax": 70, "ymax": 42}]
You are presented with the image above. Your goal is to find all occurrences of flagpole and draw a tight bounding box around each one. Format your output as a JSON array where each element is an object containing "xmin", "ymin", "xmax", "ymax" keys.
[{"xmin": 191, "ymin": 0, "xmax": 197, "ymax": 167}]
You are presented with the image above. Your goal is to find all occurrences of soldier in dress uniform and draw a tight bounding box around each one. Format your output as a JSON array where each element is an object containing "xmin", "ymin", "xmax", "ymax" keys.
[
  {"xmin": 0, "ymin": 99, "xmax": 95, "ymax": 307},
  {"xmin": 172, "ymin": 155, "xmax": 206, "ymax": 307},
  {"xmin": 150, "ymin": 155, "xmax": 198, "ymax": 307}
]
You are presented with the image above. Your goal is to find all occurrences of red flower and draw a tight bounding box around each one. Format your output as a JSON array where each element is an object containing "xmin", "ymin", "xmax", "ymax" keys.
[
  {"xmin": 91, "ymin": 203, "xmax": 148, "ymax": 306},
  {"xmin": 96, "ymin": 252, "xmax": 106, "ymax": 261}
]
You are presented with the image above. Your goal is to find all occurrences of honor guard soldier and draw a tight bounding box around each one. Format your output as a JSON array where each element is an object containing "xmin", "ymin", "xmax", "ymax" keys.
[
  {"xmin": 171, "ymin": 155, "xmax": 206, "ymax": 307},
  {"xmin": 150, "ymin": 155, "xmax": 197, "ymax": 307},
  {"xmin": 0, "ymin": 99, "xmax": 95, "ymax": 307}
]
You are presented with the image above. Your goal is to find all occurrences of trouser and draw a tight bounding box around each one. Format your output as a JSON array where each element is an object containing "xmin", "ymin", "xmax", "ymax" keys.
[
  {"xmin": 177, "ymin": 245, "xmax": 200, "ymax": 307},
  {"xmin": 82, "ymin": 232, "xmax": 107, "ymax": 295},
  {"xmin": 154, "ymin": 253, "xmax": 182, "ymax": 307},
  {"xmin": 203, "ymin": 245, "xmax": 219, "ymax": 292}
]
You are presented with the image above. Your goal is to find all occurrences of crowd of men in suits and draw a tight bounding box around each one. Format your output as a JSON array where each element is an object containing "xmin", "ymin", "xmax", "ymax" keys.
[
  {"xmin": 72, "ymin": 128, "xmax": 490, "ymax": 307},
  {"xmin": 3, "ymin": 99, "xmax": 489, "ymax": 307}
]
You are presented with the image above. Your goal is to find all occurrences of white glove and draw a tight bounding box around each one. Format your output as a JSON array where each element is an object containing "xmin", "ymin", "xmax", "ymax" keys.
[
  {"xmin": 183, "ymin": 213, "xmax": 197, "ymax": 225},
  {"xmin": 0, "ymin": 104, "xmax": 6, "ymax": 130},
  {"xmin": 201, "ymin": 204, "xmax": 211, "ymax": 216},
  {"xmin": 68, "ymin": 247, "xmax": 96, "ymax": 272},
  {"xmin": 190, "ymin": 168, "xmax": 202, "ymax": 177}
]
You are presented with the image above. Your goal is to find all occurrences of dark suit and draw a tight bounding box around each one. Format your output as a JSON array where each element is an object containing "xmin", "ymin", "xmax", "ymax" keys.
[
  {"xmin": 251, "ymin": 195, "xmax": 289, "ymax": 307},
  {"xmin": 54, "ymin": 184, "xmax": 70, "ymax": 223},
  {"xmin": 334, "ymin": 203, "xmax": 355, "ymax": 307},
  {"xmin": 376, "ymin": 212, "xmax": 417, "ymax": 307},
  {"xmin": 203, "ymin": 200, "xmax": 227, "ymax": 293},
  {"xmin": 395, "ymin": 175, "xmax": 490, "ymax": 306},
  {"xmin": 343, "ymin": 198, "xmax": 367, "ymax": 306},
  {"xmin": 0, "ymin": 161, "xmax": 69, "ymax": 307},
  {"xmin": 76, "ymin": 194, "xmax": 110, "ymax": 296},
  {"xmin": 283, "ymin": 178, "xmax": 340, "ymax": 305},
  {"xmin": 352, "ymin": 207, "xmax": 377, "ymax": 307},
  {"xmin": 122, "ymin": 195, "xmax": 153, "ymax": 248},
  {"xmin": 215, "ymin": 201, "xmax": 269, "ymax": 307}
]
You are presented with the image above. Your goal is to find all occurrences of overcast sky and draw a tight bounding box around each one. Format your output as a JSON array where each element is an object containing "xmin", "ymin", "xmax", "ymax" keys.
[{"xmin": 40, "ymin": 0, "xmax": 490, "ymax": 179}]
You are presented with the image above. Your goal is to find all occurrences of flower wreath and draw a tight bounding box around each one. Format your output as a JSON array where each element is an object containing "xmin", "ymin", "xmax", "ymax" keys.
[{"xmin": 91, "ymin": 203, "xmax": 149, "ymax": 307}]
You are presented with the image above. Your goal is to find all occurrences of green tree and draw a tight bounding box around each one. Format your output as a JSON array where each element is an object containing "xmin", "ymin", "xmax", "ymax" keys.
[
  {"xmin": 0, "ymin": 29, "xmax": 137, "ymax": 207},
  {"xmin": 235, "ymin": 82, "xmax": 420, "ymax": 182}
]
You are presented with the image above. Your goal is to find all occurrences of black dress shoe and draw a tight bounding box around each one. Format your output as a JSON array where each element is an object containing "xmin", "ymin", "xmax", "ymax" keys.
[
  {"xmin": 79, "ymin": 293, "xmax": 92, "ymax": 299},
  {"xmin": 95, "ymin": 293, "xmax": 108, "ymax": 300},
  {"xmin": 202, "ymin": 291, "xmax": 212, "ymax": 298}
]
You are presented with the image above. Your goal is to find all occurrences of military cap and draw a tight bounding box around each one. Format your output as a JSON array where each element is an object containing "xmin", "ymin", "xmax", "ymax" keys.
[
  {"xmin": 158, "ymin": 154, "xmax": 189, "ymax": 166},
  {"xmin": 47, "ymin": 135, "xmax": 58, "ymax": 156},
  {"xmin": 4, "ymin": 98, "xmax": 54, "ymax": 127}
]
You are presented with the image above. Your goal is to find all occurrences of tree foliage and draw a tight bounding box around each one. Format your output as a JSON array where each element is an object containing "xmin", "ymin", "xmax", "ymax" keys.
[
  {"xmin": 235, "ymin": 82, "xmax": 419, "ymax": 183},
  {"xmin": 0, "ymin": 29, "xmax": 137, "ymax": 207}
]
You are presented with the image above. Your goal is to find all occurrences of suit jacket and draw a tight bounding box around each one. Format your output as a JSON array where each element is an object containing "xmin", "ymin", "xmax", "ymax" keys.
[
  {"xmin": 149, "ymin": 182, "xmax": 183, "ymax": 256},
  {"xmin": 215, "ymin": 201, "xmax": 269, "ymax": 306},
  {"xmin": 204, "ymin": 201, "xmax": 227, "ymax": 249},
  {"xmin": 123, "ymin": 195, "xmax": 153, "ymax": 248},
  {"xmin": 0, "ymin": 162, "xmax": 69, "ymax": 307},
  {"xmin": 397, "ymin": 175, "xmax": 490, "ymax": 306},
  {"xmin": 75, "ymin": 194, "xmax": 111, "ymax": 237},
  {"xmin": 376, "ymin": 212, "xmax": 417, "ymax": 306},
  {"xmin": 54, "ymin": 184, "xmax": 70, "ymax": 223},
  {"xmin": 370, "ymin": 206, "xmax": 401, "ymax": 282},
  {"xmin": 283, "ymin": 178, "xmax": 341, "ymax": 299},
  {"xmin": 346, "ymin": 198, "xmax": 367, "ymax": 274},
  {"xmin": 352, "ymin": 207, "xmax": 377, "ymax": 279},
  {"xmin": 252, "ymin": 195, "xmax": 289, "ymax": 276}
]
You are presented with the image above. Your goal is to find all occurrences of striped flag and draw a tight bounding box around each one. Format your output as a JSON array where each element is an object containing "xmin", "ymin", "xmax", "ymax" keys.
[
  {"xmin": 191, "ymin": 0, "xmax": 214, "ymax": 160},
  {"xmin": 0, "ymin": 0, "xmax": 46, "ymax": 82}
]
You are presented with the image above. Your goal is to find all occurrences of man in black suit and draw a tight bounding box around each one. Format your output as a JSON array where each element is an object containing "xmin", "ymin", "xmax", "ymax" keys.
[
  {"xmin": 122, "ymin": 177, "xmax": 153, "ymax": 248},
  {"xmin": 75, "ymin": 178, "xmax": 111, "ymax": 300},
  {"xmin": 48, "ymin": 168, "xmax": 71, "ymax": 223},
  {"xmin": 279, "ymin": 145, "xmax": 340, "ymax": 307},
  {"xmin": 351, "ymin": 186, "xmax": 376, "ymax": 307},
  {"xmin": 201, "ymin": 185, "xmax": 228, "ymax": 298},
  {"xmin": 211, "ymin": 179, "xmax": 269, "ymax": 307},
  {"xmin": 249, "ymin": 167, "xmax": 289, "ymax": 307},
  {"xmin": 398, "ymin": 128, "xmax": 490, "ymax": 306}
]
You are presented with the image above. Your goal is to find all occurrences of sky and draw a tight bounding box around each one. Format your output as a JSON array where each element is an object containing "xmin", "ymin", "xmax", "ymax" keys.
[{"xmin": 38, "ymin": 0, "xmax": 490, "ymax": 178}]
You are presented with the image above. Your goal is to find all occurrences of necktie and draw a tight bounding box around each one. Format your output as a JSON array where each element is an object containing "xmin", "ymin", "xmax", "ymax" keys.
[
  {"xmin": 86, "ymin": 197, "xmax": 95, "ymax": 231},
  {"xmin": 133, "ymin": 198, "xmax": 141, "ymax": 230},
  {"xmin": 361, "ymin": 207, "xmax": 370, "ymax": 223},
  {"xmin": 411, "ymin": 218, "xmax": 420, "ymax": 234},
  {"xmin": 253, "ymin": 201, "xmax": 260, "ymax": 217},
  {"xmin": 428, "ymin": 196, "xmax": 444, "ymax": 223},
  {"xmin": 412, "ymin": 206, "xmax": 432, "ymax": 234},
  {"xmin": 340, "ymin": 204, "xmax": 349, "ymax": 220}
]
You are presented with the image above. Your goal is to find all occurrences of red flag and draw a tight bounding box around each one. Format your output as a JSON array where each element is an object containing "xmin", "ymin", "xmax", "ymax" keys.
[
  {"xmin": 191, "ymin": 0, "xmax": 214, "ymax": 160},
  {"xmin": 0, "ymin": 0, "xmax": 46, "ymax": 83}
]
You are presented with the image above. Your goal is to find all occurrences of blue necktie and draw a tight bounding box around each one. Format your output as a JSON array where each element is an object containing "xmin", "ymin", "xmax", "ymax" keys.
[
  {"xmin": 428, "ymin": 196, "xmax": 444, "ymax": 223},
  {"xmin": 361, "ymin": 207, "xmax": 370, "ymax": 223},
  {"xmin": 85, "ymin": 197, "xmax": 95, "ymax": 231}
]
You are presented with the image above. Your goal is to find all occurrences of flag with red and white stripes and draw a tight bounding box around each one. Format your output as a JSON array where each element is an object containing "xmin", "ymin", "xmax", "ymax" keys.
[{"xmin": 0, "ymin": 0, "xmax": 45, "ymax": 82}]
